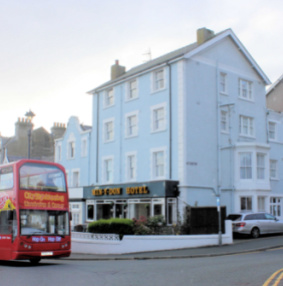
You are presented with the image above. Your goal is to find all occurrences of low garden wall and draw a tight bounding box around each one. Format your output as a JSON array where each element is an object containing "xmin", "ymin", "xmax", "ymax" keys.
[{"xmin": 71, "ymin": 220, "xmax": 232, "ymax": 255}]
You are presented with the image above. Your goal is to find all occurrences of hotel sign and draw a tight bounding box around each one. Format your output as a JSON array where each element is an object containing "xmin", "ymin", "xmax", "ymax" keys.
[{"xmin": 91, "ymin": 186, "xmax": 149, "ymax": 196}]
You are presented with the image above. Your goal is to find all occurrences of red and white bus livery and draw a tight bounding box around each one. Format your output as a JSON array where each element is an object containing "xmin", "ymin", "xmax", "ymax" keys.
[{"xmin": 0, "ymin": 159, "xmax": 71, "ymax": 264}]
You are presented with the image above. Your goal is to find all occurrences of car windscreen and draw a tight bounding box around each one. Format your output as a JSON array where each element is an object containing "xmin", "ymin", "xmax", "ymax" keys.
[{"xmin": 227, "ymin": 214, "xmax": 242, "ymax": 221}]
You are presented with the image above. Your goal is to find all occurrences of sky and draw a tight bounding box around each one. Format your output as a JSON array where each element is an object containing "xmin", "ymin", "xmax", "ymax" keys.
[{"xmin": 1, "ymin": 0, "xmax": 283, "ymax": 137}]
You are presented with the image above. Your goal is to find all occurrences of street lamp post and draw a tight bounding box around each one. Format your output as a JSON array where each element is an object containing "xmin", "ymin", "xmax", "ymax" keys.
[{"xmin": 25, "ymin": 110, "xmax": 35, "ymax": 159}]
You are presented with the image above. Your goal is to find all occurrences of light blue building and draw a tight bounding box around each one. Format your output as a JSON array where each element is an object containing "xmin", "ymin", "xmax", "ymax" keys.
[{"xmin": 56, "ymin": 27, "xmax": 275, "ymax": 227}]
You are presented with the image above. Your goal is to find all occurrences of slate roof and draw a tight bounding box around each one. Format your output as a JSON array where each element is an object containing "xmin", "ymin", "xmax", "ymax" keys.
[
  {"xmin": 266, "ymin": 74, "xmax": 283, "ymax": 96},
  {"xmin": 88, "ymin": 28, "xmax": 270, "ymax": 94},
  {"xmin": 80, "ymin": 124, "xmax": 92, "ymax": 131}
]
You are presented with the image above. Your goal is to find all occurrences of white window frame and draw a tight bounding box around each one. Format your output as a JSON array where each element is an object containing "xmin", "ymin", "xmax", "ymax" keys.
[
  {"xmin": 152, "ymin": 68, "xmax": 165, "ymax": 92},
  {"xmin": 125, "ymin": 152, "xmax": 137, "ymax": 182},
  {"xmin": 257, "ymin": 153, "xmax": 266, "ymax": 180},
  {"xmin": 71, "ymin": 169, "xmax": 80, "ymax": 187},
  {"xmin": 239, "ymin": 115, "xmax": 254, "ymax": 137},
  {"xmin": 240, "ymin": 196, "xmax": 252, "ymax": 211},
  {"xmin": 55, "ymin": 142, "xmax": 62, "ymax": 162},
  {"xmin": 81, "ymin": 137, "xmax": 87, "ymax": 157},
  {"xmin": 126, "ymin": 79, "xmax": 138, "ymax": 101},
  {"xmin": 125, "ymin": 111, "xmax": 138, "ymax": 138},
  {"xmin": 103, "ymin": 156, "xmax": 114, "ymax": 183},
  {"xmin": 151, "ymin": 103, "xmax": 166, "ymax": 133},
  {"xmin": 239, "ymin": 79, "xmax": 253, "ymax": 101},
  {"xmin": 219, "ymin": 72, "xmax": 227, "ymax": 94},
  {"xmin": 220, "ymin": 110, "xmax": 229, "ymax": 133},
  {"xmin": 103, "ymin": 118, "xmax": 114, "ymax": 143},
  {"xmin": 68, "ymin": 141, "xmax": 75, "ymax": 159},
  {"xmin": 151, "ymin": 147, "xmax": 166, "ymax": 180},
  {"xmin": 270, "ymin": 160, "xmax": 278, "ymax": 180},
  {"xmin": 239, "ymin": 152, "xmax": 252, "ymax": 179},
  {"xmin": 270, "ymin": 197, "xmax": 281, "ymax": 217},
  {"xmin": 104, "ymin": 88, "xmax": 114, "ymax": 108},
  {"xmin": 268, "ymin": 121, "xmax": 277, "ymax": 141},
  {"xmin": 258, "ymin": 196, "xmax": 266, "ymax": 212}
]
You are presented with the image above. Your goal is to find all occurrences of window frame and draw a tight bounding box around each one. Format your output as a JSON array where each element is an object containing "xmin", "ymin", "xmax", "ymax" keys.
[
  {"xmin": 239, "ymin": 115, "xmax": 254, "ymax": 137},
  {"xmin": 81, "ymin": 137, "xmax": 88, "ymax": 157},
  {"xmin": 219, "ymin": 72, "xmax": 228, "ymax": 94},
  {"xmin": 71, "ymin": 169, "xmax": 80, "ymax": 187},
  {"xmin": 125, "ymin": 111, "xmax": 138, "ymax": 138},
  {"xmin": 256, "ymin": 153, "xmax": 266, "ymax": 180},
  {"xmin": 104, "ymin": 88, "xmax": 114, "ymax": 108},
  {"xmin": 68, "ymin": 141, "xmax": 75, "ymax": 160},
  {"xmin": 103, "ymin": 118, "xmax": 114, "ymax": 143},
  {"xmin": 125, "ymin": 152, "xmax": 137, "ymax": 182},
  {"xmin": 220, "ymin": 110, "xmax": 229, "ymax": 133},
  {"xmin": 152, "ymin": 68, "xmax": 165, "ymax": 93},
  {"xmin": 239, "ymin": 152, "xmax": 252, "ymax": 179},
  {"xmin": 151, "ymin": 103, "xmax": 166, "ymax": 133},
  {"xmin": 240, "ymin": 197, "xmax": 252, "ymax": 211},
  {"xmin": 55, "ymin": 143, "xmax": 62, "ymax": 162},
  {"xmin": 151, "ymin": 148, "xmax": 166, "ymax": 180},
  {"xmin": 270, "ymin": 159, "xmax": 278, "ymax": 180},
  {"xmin": 126, "ymin": 79, "xmax": 138, "ymax": 101},
  {"xmin": 239, "ymin": 79, "xmax": 253, "ymax": 101},
  {"xmin": 270, "ymin": 197, "xmax": 281, "ymax": 217},
  {"xmin": 268, "ymin": 121, "xmax": 277, "ymax": 141},
  {"xmin": 103, "ymin": 156, "xmax": 114, "ymax": 183}
]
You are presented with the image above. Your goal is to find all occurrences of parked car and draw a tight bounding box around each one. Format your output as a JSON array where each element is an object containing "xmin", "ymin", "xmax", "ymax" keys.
[{"xmin": 227, "ymin": 212, "xmax": 283, "ymax": 238}]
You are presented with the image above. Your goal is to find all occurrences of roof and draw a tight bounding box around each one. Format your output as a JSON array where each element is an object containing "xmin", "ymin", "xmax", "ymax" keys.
[
  {"xmin": 88, "ymin": 28, "xmax": 270, "ymax": 94},
  {"xmin": 80, "ymin": 124, "xmax": 92, "ymax": 131},
  {"xmin": 266, "ymin": 74, "xmax": 283, "ymax": 96}
]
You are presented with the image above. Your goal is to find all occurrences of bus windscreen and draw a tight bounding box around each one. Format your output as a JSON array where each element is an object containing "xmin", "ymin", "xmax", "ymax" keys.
[{"xmin": 19, "ymin": 163, "xmax": 66, "ymax": 192}]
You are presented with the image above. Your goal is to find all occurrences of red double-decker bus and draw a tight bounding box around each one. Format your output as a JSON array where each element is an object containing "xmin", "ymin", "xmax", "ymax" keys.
[{"xmin": 0, "ymin": 159, "xmax": 71, "ymax": 264}]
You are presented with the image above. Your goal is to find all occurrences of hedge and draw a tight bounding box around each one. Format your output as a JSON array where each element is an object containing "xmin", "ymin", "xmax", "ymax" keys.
[{"xmin": 87, "ymin": 218, "xmax": 134, "ymax": 239}]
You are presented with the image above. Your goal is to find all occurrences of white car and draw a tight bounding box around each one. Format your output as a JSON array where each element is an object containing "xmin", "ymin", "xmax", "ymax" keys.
[{"xmin": 227, "ymin": 212, "xmax": 283, "ymax": 238}]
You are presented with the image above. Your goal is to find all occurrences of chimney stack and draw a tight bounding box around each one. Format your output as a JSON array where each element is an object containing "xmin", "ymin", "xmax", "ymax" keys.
[
  {"xmin": 197, "ymin": 28, "xmax": 215, "ymax": 45},
  {"xmin": 111, "ymin": 60, "xmax": 126, "ymax": 80},
  {"xmin": 51, "ymin": 122, "xmax": 66, "ymax": 139}
]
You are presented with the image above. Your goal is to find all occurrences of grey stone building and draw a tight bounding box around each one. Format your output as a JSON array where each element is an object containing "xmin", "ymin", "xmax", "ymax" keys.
[{"xmin": 0, "ymin": 118, "xmax": 66, "ymax": 163}]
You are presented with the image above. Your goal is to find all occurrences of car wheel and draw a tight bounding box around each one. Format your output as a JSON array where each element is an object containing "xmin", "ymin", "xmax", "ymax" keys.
[{"xmin": 251, "ymin": 227, "xmax": 260, "ymax": 238}]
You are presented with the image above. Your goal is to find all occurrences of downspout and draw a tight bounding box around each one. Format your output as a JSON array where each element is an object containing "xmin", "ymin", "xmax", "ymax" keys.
[
  {"xmin": 216, "ymin": 62, "xmax": 222, "ymax": 246},
  {"xmin": 166, "ymin": 62, "xmax": 172, "ymax": 179},
  {"xmin": 88, "ymin": 131, "xmax": 91, "ymax": 185},
  {"xmin": 96, "ymin": 92, "xmax": 100, "ymax": 183}
]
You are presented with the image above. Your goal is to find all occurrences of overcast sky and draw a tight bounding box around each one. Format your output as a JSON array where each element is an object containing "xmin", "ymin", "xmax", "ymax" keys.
[{"xmin": 1, "ymin": 0, "xmax": 282, "ymax": 137}]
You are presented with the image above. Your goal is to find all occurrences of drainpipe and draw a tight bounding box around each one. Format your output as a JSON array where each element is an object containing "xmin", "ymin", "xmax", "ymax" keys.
[
  {"xmin": 96, "ymin": 92, "xmax": 100, "ymax": 183},
  {"xmin": 166, "ymin": 62, "xmax": 172, "ymax": 179},
  {"xmin": 216, "ymin": 63, "xmax": 222, "ymax": 245}
]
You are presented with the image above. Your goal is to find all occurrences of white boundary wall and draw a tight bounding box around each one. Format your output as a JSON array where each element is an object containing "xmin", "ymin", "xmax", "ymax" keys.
[{"xmin": 71, "ymin": 220, "xmax": 232, "ymax": 255}]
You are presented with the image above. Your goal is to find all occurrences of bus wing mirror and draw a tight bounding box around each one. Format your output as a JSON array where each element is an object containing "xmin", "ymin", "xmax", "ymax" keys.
[{"xmin": 69, "ymin": 212, "xmax": 72, "ymax": 221}]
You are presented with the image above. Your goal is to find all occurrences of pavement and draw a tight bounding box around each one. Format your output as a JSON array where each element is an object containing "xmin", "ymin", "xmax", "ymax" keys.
[{"xmin": 63, "ymin": 234, "xmax": 283, "ymax": 261}]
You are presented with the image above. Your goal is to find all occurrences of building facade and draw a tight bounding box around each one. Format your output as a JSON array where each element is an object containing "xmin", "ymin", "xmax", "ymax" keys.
[
  {"xmin": 56, "ymin": 27, "xmax": 278, "ymax": 228},
  {"xmin": 0, "ymin": 117, "xmax": 66, "ymax": 163}
]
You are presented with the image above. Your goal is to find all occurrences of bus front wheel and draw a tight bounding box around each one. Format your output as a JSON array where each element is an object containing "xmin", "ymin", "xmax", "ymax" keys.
[{"xmin": 29, "ymin": 258, "xmax": 41, "ymax": 265}]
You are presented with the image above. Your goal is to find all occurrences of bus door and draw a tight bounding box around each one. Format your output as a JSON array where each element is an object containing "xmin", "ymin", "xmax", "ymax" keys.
[{"xmin": 0, "ymin": 210, "xmax": 13, "ymax": 260}]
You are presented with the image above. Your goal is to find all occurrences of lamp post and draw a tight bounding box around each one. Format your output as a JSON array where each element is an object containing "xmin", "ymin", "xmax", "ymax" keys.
[{"xmin": 25, "ymin": 110, "xmax": 35, "ymax": 159}]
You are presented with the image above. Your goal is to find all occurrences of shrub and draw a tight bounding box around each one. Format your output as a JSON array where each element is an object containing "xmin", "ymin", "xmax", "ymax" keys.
[
  {"xmin": 132, "ymin": 215, "xmax": 166, "ymax": 235},
  {"xmin": 87, "ymin": 218, "xmax": 134, "ymax": 239}
]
